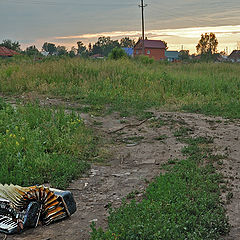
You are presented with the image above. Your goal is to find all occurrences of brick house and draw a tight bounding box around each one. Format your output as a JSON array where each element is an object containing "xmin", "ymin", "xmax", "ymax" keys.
[
  {"xmin": 133, "ymin": 39, "xmax": 166, "ymax": 60},
  {"xmin": 228, "ymin": 50, "xmax": 240, "ymax": 63},
  {"xmin": 0, "ymin": 46, "xmax": 19, "ymax": 57}
]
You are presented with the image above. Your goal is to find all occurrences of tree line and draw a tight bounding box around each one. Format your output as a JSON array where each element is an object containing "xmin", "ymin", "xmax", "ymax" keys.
[
  {"xmin": 0, "ymin": 33, "xmax": 221, "ymax": 61},
  {"xmin": 0, "ymin": 37, "xmax": 135, "ymax": 57}
]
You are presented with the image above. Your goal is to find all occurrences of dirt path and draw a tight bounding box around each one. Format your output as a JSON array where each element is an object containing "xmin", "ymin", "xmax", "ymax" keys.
[{"xmin": 0, "ymin": 95, "xmax": 239, "ymax": 240}]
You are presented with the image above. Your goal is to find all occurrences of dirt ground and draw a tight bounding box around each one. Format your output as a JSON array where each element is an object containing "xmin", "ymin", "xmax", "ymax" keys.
[{"xmin": 0, "ymin": 95, "xmax": 239, "ymax": 240}]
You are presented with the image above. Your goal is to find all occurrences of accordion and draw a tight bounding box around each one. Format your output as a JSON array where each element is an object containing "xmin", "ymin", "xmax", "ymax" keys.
[{"xmin": 0, "ymin": 184, "xmax": 76, "ymax": 234}]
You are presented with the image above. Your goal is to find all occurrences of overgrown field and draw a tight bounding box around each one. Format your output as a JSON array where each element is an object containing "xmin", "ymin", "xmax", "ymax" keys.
[
  {"xmin": 0, "ymin": 57, "xmax": 240, "ymax": 118},
  {"xmin": 0, "ymin": 57, "xmax": 237, "ymax": 239},
  {"xmin": 0, "ymin": 99, "xmax": 98, "ymax": 188}
]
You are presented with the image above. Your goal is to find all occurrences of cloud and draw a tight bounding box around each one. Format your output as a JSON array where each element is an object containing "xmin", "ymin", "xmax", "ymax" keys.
[
  {"xmin": 2, "ymin": 0, "xmax": 240, "ymax": 54},
  {"xmin": 55, "ymin": 25, "xmax": 240, "ymax": 40},
  {"xmin": 50, "ymin": 25, "xmax": 240, "ymax": 54}
]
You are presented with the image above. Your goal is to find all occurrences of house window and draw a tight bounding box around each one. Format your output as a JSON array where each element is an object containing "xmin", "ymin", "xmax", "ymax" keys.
[{"xmin": 147, "ymin": 50, "xmax": 150, "ymax": 54}]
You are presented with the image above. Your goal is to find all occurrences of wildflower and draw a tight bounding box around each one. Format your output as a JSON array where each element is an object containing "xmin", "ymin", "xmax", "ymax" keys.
[
  {"xmin": 21, "ymin": 137, "xmax": 25, "ymax": 141},
  {"xmin": 16, "ymin": 141, "xmax": 19, "ymax": 146},
  {"xmin": 6, "ymin": 130, "xmax": 9, "ymax": 134}
]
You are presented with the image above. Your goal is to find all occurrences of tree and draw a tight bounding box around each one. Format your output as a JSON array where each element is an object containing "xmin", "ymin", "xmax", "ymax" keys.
[
  {"xmin": 219, "ymin": 50, "xmax": 227, "ymax": 56},
  {"xmin": 179, "ymin": 50, "xmax": 190, "ymax": 61},
  {"xmin": 88, "ymin": 43, "xmax": 92, "ymax": 51},
  {"xmin": 77, "ymin": 41, "xmax": 87, "ymax": 56},
  {"xmin": 162, "ymin": 41, "xmax": 168, "ymax": 50},
  {"xmin": 0, "ymin": 39, "xmax": 21, "ymax": 52},
  {"xmin": 108, "ymin": 47, "xmax": 127, "ymax": 60},
  {"xmin": 120, "ymin": 37, "xmax": 135, "ymax": 48},
  {"xmin": 56, "ymin": 45, "xmax": 68, "ymax": 56},
  {"xmin": 69, "ymin": 46, "xmax": 77, "ymax": 57},
  {"xmin": 92, "ymin": 36, "xmax": 120, "ymax": 56},
  {"xmin": 87, "ymin": 43, "xmax": 92, "ymax": 55},
  {"xmin": 196, "ymin": 33, "xmax": 218, "ymax": 55},
  {"xmin": 25, "ymin": 45, "xmax": 40, "ymax": 56},
  {"xmin": 42, "ymin": 42, "xmax": 57, "ymax": 55}
]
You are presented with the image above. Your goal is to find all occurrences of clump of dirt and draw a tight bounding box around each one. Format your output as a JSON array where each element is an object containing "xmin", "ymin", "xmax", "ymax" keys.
[{"xmin": 1, "ymin": 95, "xmax": 239, "ymax": 240}]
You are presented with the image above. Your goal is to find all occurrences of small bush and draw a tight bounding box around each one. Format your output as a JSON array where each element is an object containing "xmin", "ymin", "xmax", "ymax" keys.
[
  {"xmin": 108, "ymin": 47, "xmax": 127, "ymax": 60},
  {"xmin": 135, "ymin": 55, "xmax": 154, "ymax": 64}
]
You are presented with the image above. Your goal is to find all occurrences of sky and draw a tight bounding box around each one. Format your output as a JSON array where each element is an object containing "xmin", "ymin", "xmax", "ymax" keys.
[{"xmin": 0, "ymin": 0, "xmax": 240, "ymax": 53}]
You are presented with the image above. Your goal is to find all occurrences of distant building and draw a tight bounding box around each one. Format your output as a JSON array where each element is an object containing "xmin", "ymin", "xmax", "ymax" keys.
[
  {"xmin": 122, "ymin": 48, "xmax": 133, "ymax": 57},
  {"xmin": 90, "ymin": 54, "xmax": 104, "ymax": 59},
  {"xmin": 165, "ymin": 51, "xmax": 180, "ymax": 62},
  {"xmin": 215, "ymin": 53, "xmax": 228, "ymax": 62},
  {"xmin": 133, "ymin": 39, "xmax": 166, "ymax": 60},
  {"xmin": 228, "ymin": 50, "xmax": 240, "ymax": 62},
  {"xmin": 0, "ymin": 46, "xmax": 19, "ymax": 57}
]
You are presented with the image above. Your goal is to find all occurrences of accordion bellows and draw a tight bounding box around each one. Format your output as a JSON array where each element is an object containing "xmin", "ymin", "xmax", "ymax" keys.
[{"xmin": 0, "ymin": 184, "xmax": 76, "ymax": 234}]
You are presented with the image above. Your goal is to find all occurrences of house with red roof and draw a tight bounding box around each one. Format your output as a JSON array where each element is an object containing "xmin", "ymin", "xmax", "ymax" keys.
[
  {"xmin": 0, "ymin": 46, "xmax": 19, "ymax": 57},
  {"xmin": 133, "ymin": 39, "xmax": 167, "ymax": 60},
  {"xmin": 90, "ymin": 53, "xmax": 104, "ymax": 59},
  {"xmin": 228, "ymin": 50, "xmax": 240, "ymax": 63}
]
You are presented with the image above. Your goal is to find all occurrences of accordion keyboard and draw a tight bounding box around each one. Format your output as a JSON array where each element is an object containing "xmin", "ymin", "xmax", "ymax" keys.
[{"xmin": 0, "ymin": 215, "xmax": 18, "ymax": 233}]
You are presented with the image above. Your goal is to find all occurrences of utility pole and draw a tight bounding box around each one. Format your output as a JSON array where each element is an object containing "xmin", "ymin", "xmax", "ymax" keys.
[{"xmin": 139, "ymin": 0, "xmax": 147, "ymax": 55}]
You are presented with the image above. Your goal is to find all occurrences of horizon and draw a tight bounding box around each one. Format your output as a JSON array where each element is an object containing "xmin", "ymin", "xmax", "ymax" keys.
[{"xmin": 1, "ymin": 0, "xmax": 240, "ymax": 54}]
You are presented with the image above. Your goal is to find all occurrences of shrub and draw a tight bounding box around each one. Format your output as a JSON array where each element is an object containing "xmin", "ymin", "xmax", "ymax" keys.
[
  {"xmin": 135, "ymin": 55, "xmax": 154, "ymax": 64},
  {"xmin": 108, "ymin": 47, "xmax": 127, "ymax": 60}
]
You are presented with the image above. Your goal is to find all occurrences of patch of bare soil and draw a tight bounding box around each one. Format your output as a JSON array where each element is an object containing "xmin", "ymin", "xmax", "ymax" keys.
[{"xmin": 0, "ymin": 96, "xmax": 239, "ymax": 240}]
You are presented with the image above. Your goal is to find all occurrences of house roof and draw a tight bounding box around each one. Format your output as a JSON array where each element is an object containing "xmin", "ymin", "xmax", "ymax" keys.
[
  {"xmin": 0, "ymin": 46, "xmax": 19, "ymax": 56},
  {"xmin": 90, "ymin": 54, "xmax": 104, "ymax": 58},
  {"xmin": 122, "ymin": 48, "xmax": 133, "ymax": 56},
  {"xmin": 165, "ymin": 51, "xmax": 180, "ymax": 59},
  {"xmin": 228, "ymin": 50, "xmax": 240, "ymax": 59},
  {"xmin": 135, "ymin": 39, "xmax": 166, "ymax": 49}
]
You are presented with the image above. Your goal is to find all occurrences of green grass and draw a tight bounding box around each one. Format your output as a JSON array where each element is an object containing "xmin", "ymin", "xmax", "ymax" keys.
[
  {"xmin": 0, "ymin": 98, "xmax": 98, "ymax": 188},
  {"xmin": 90, "ymin": 134, "xmax": 230, "ymax": 240},
  {"xmin": 1, "ymin": 57, "xmax": 240, "ymax": 118},
  {"xmin": 0, "ymin": 57, "xmax": 235, "ymax": 238}
]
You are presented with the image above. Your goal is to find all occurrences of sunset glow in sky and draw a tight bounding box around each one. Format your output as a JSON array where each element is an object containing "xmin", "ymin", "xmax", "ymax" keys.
[{"xmin": 1, "ymin": 0, "xmax": 240, "ymax": 53}]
